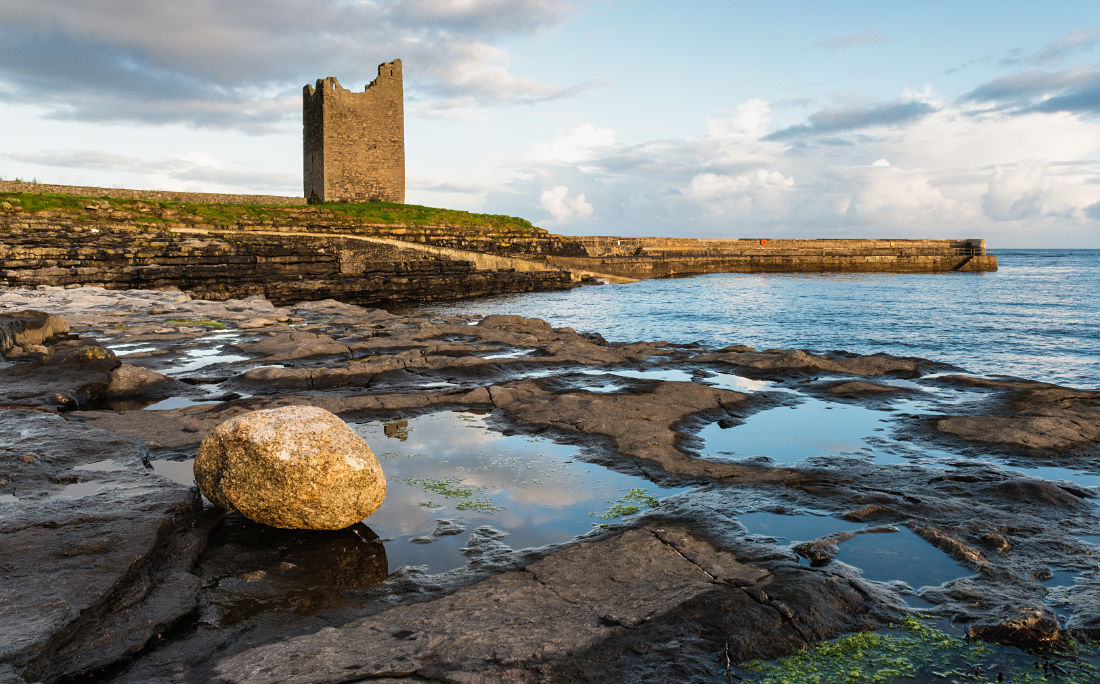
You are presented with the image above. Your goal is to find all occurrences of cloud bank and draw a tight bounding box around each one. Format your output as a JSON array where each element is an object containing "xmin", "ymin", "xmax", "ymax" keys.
[
  {"xmin": 0, "ymin": 0, "xmax": 589, "ymax": 130},
  {"xmin": 496, "ymin": 85, "xmax": 1100, "ymax": 242}
]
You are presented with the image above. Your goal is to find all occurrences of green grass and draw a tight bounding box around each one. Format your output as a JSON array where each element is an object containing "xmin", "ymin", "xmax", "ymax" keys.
[
  {"xmin": 4, "ymin": 192, "xmax": 92, "ymax": 213},
  {"xmin": 738, "ymin": 616, "xmax": 1099, "ymax": 683},
  {"xmin": 316, "ymin": 200, "xmax": 539, "ymax": 232},
  {"xmin": 0, "ymin": 191, "xmax": 546, "ymax": 235}
]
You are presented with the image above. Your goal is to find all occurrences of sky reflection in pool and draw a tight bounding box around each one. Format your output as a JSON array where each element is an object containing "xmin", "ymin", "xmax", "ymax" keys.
[
  {"xmin": 835, "ymin": 527, "xmax": 972, "ymax": 590},
  {"xmin": 347, "ymin": 411, "xmax": 688, "ymax": 573},
  {"xmin": 738, "ymin": 511, "xmax": 864, "ymax": 541},
  {"xmin": 161, "ymin": 347, "xmax": 251, "ymax": 376},
  {"xmin": 143, "ymin": 396, "xmax": 221, "ymax": 411},
  {"xmin": 580, "ymin": 368, "xmax": 696, "ymax": 383},
  {"xmin": 738, "ymin": 511, "xmax": 970, "ymax": 590},
  {"xmin": 150, "ymin": 410, "xmax": 685, "ymax": 575},
  {"xmin": 702, "ymin": 372, "xmax": 787, "ymax": 393},
  {"xmin": 701, "ymin": 397, "xmax": 891, "ymax": 465}
]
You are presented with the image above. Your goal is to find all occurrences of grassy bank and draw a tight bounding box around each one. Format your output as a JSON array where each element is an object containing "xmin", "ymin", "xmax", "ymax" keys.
[{"xmin": 0, "ymin": 191, "xmax": 543, "ymax": 234}]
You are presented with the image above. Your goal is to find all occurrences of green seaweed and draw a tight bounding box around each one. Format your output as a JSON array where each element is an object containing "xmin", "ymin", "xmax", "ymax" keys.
[
  {"xmin": 590, "ymin": 487, "xmax": 660, "ymax": 520},
  {"xmin": 455, "ymin": 498, "xmax": 502, "ymax": 513},
  {"xmin": 397, "ymin": 476, "xmax": 501, "ymax": 514},
  {"xmin": 738, "ymin": 616, "xmax": 1099, "ymax": 683}
]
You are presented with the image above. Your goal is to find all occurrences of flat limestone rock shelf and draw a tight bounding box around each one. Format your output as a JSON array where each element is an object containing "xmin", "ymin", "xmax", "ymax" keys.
[
  {"xmin": 0, "ymin": 410, "xmax": 206, "ymax": 682},
  {"xmin": 1, "ymin": 286, "xmax": 1098, "ymax": 682},
  {"xmin": 204, "ymin": 525, "xmax": 894, "ymax": 683}
]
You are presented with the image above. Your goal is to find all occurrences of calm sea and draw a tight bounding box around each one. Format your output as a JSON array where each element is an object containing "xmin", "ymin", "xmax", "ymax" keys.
[{"xmin": 420, "ymin": 249, "xmax": 1100, "ymax": 389}]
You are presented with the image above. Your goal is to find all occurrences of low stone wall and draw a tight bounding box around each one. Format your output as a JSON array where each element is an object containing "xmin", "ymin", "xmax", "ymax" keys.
[
  {"xmin": 0, "ymin": 180, "xmax": 306, "ymax": 206},
  {"xmin": 574, "ymin": 236, "xmax": 987, "ymax": 258},
  {"xmin": 548, "ymin": 253, "xmax": 997, "ymax": 277},
  {"xmin": 0, "ymin": 211, "xmax": 575, "ymax": 306}
]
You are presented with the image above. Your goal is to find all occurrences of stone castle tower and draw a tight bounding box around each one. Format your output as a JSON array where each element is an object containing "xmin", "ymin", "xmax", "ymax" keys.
[{"xmin": 302, "ymin": 59, "xmax": 404, "ymax": 203}]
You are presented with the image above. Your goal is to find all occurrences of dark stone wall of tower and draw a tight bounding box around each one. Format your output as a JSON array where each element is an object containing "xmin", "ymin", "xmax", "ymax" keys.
[
  {"xmin": 302, "ymin": 60, "xmax": 405, "ymax": 203},
  {"xmin": 302, "ymin": 81, "xmax": 325, "ymax": 202}
]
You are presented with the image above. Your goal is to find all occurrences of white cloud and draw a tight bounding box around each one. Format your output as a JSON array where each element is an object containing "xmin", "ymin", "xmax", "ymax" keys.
[
  {"xmin": 0, "ymin": 0, "xmax": 592, "ymax": 128},
  {"xmin": 527, "ymin": 123, "xmax": 615, "ymax": 165},
  {"xmin": 706, "ymin": 99, "xmax": 771, "ymax": 140},
  {"xmin": 501, "ymin": 85, "xmax": 1100, "ymax": 244},
  {"xmin": 537, "ymin": 185, "xmax": 593, "ymax": 222},
  {"xmin": 982, "ymin": 162, "xmax": 1049, "ymax": 220},
  {"xmin": 687, "ymin": 169, "xmax": 794, "ymax": 200},
  {"xmin": 981, "ymin": 160, "xmax": 1100, "ymax": 221},
  {"xmin": 2, "ymin": 147, "xmax": 298, "ymax": 193},
  {"xmin": 839, "ymin": 162, "xmax": 965, "ymax": 226}
]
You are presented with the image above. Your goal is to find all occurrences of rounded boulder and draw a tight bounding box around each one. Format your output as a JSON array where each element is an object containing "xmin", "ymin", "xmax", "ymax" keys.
[{"xmin": 194, "ymin": 405, "xmax": 386, "ymax": 529}]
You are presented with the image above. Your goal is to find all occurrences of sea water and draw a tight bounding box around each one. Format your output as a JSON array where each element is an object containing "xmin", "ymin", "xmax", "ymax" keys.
[{"xmin": 420, "ymin": 249, "xmax": 1100, "ymax": 389}]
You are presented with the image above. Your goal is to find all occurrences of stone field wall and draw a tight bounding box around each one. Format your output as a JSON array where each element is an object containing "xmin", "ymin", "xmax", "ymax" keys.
[{"xmin": 0, "ymin": 181, "xmax": 305, "ymax": 206}]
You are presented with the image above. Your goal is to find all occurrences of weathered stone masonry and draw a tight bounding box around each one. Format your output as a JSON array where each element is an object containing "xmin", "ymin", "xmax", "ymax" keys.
[{"xmin": 303, "ymin": 61, "xmax": 405, "ymax": 204}]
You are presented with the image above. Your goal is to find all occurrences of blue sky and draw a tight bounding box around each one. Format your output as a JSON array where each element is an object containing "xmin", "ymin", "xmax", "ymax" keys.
[{"xmin": 1, "ymin": 1, "xmax": 1099, "ymax": 247}]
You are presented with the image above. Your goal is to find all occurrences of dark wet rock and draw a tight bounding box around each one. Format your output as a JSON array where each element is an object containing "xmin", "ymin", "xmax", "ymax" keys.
[
  {"xmin": 0, "ymin": 335, "xmax": 119, "ymax": 408},
  {"xmin": 0, "ymin": 309, "xmax": 69, "ymax": 355},
  {"xmin": 0, "ymin": 409, "xmax": 205, "ymax": 682},
  {"xmin": 979, "ymin": 479, "xmax": 1091, "ymax": 509},
  {"xmin": 911, "ymin": 525, "xmax": 993, "ymax": 575},
  {"xmin": 486, "ymin": 378, "xmax": 811, "ymax": 484},
  {"xmin": 194, "ymin": 406, "xmax": 387, "ymax": 530},
  {"xmin": 793, "ymin": 537, "xmax": 840, "ymax": 566},
  {"xmin": 1065, "ymin": 584, "xmax": 1100, "ymax": 638},
  {"xmin": 967, "ymin": 605, "xmax": 1061, "ymax": 649},
  {"xmin": 840, "ymin": 504, "xmax": 897, "ymax": 522},
  {"xmin": 980, "ymin": 532, "xmax": 1012, "ymax": 554},
  {"xmin": 477, "ymin": 313, "xmax": 553, "ymax": 333},
  {"xmin": 931, "ymin": 376, "xmax": 1100, "ymax": 453},
  {"xmin": 6, "ymin": 288, "xmax": 1100, "ymax": 680},
  {"xmin": 410, "ymin": 519, "xmax": 465, "ymax": 544},
  {"xmin": 105, "ymin": 363, "xmax": 187, "ymax": 399},
  {"xmin": 206, "ymin": 525, "xmax": 899, "ymax": 682},
  {"xmin": 232, "ymin": 331, "xmax": 349, "ymax": 361},
  {"xmin": 694, "ymin": 347, "xmax": 950, "ymax": 378},
  {"xmin": 825, "ymin": 380, "xmax": 910, "ymax": 396},
  {"xmin": 937, "ymin": 415, "xmax": 1100, "ymax": 451}
]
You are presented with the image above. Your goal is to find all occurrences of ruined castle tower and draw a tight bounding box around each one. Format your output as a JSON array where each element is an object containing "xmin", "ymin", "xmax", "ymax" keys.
[{"xmin": 303, "ymin": 59, "xmax": 404, "ymax": 203}]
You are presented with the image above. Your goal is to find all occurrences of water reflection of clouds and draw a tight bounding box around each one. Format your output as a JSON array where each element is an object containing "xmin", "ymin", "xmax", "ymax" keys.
[{"xmin": 353, "ymin": 411, "xmax": 685, "ymax": 572}]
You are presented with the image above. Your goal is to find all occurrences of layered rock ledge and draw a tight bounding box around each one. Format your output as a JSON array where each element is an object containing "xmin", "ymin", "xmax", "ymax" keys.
[{"xmin": 0, "ymin": 287, "xmax": 1095, "ymax": 682}]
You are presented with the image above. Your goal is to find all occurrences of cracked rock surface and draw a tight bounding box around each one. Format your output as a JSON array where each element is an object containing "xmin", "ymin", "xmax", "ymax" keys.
[{"xmin": 1, "ymin": 286, "xmax": 1098, "ymax": 682}]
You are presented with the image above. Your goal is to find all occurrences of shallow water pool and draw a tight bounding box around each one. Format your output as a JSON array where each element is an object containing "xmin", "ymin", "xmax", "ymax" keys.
[
  {"xmin": 151, "ymin": 411, "xmax": 687, "ymax": 574},
  {"xmin": 353, "ymin": 411, "xmax": 689, "ymax": 572},
  {"xmin": 700, "ymin": 397, "xmax": 891, "ymax": 465}
]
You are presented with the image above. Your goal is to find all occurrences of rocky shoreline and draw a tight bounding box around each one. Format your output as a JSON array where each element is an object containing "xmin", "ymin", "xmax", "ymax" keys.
[{"xmin": 1, "ymin": 286, "xmax": 1098, "ymax": 682}]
